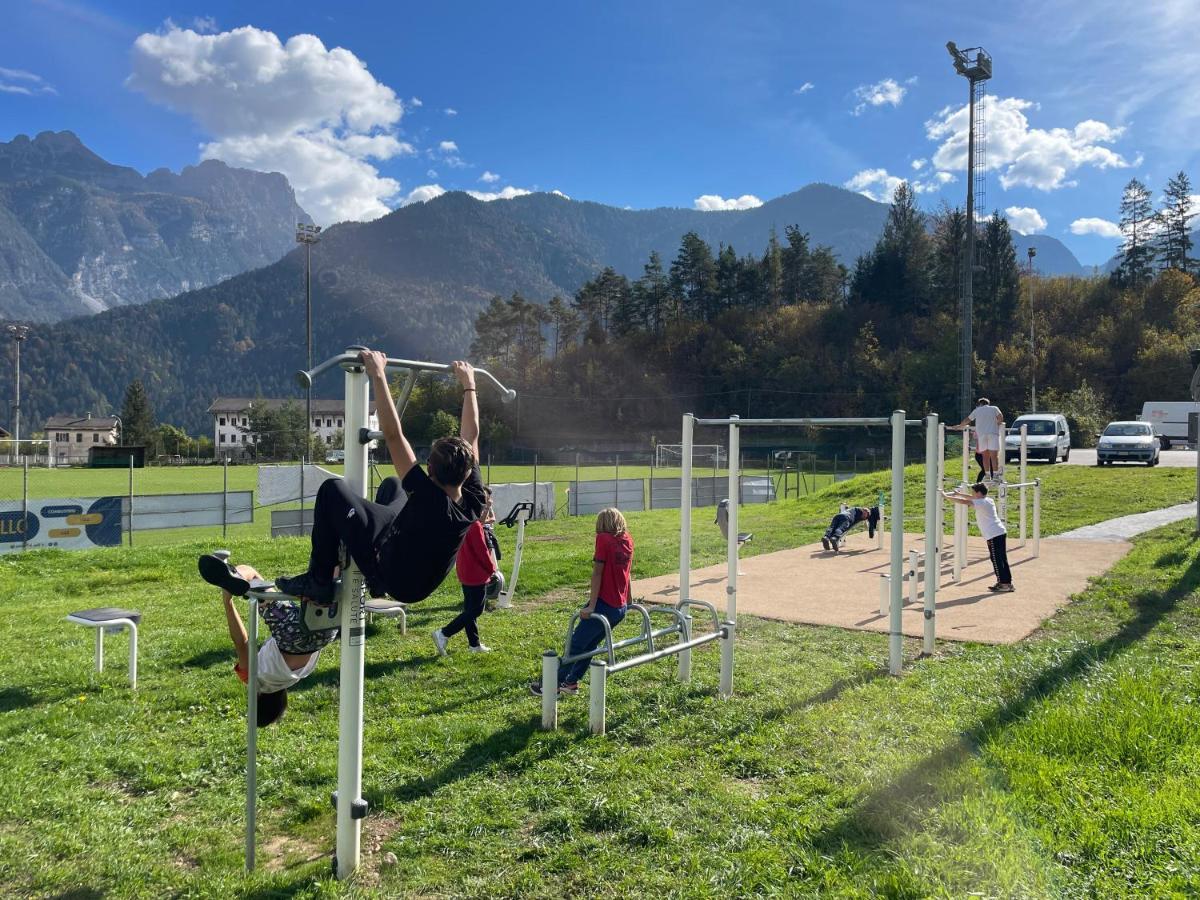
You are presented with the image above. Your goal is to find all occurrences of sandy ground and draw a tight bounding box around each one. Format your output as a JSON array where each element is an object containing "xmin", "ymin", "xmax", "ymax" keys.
[{"xmin": 631, "ymin": 532, "xmax": 1131, "ymax": 645}]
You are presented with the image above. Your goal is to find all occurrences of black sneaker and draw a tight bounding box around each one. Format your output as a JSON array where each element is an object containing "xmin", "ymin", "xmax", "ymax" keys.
[
  {"xmin": 529, "ymin": 681, "xmax": 545, "ymax": 697},
  {"xmin": 276, "ymin": 572, "xmax": 336, "ymax": 605},
  {"xmin": 831, "ymin": 538, "xmax": 840, "ymax": 553},
  {"xmin": 821, "ymin": 537, "xmax": 831, "ymax": 551},
  {"xmin": 198, "ymin": 553, "xmax": 251, "ymax": 596}
]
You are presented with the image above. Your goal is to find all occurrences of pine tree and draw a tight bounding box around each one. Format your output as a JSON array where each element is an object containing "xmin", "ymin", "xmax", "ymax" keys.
[
  {"xmin": 1116, "ymin": 178, "xmax": 1156, "ymax": 288},
  {"xmin": 976, "ymin": 212, "xmax": 1021, "ymax": 348},
  {"xmin": 762, "ymin": 227, "xmax": 783, "ymax": 306},
  {"xmin": 1157, "ymin": 171, "xmax": 1196, "ymax": 273},
  {"xmin": 633, "ymin": 252, "xmax": 670, "ymax": 333},
  {"xmin": 669, "ymin": 232, "xmax": 718, "ymax": 321},
  {"xmin": 120, "ymin": 379, "xmax": 155, "ymax": 447}
]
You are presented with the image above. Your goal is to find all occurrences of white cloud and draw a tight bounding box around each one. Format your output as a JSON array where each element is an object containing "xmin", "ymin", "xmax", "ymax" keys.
[
  {"xmin": 693, "ymin": 193, "xmax": 764, "ymax": 211},
  {"xmin": 190, "ymin": 16, "xmax": 218, "ymax": 34},
  {"xmin": 551, "ymin": 189, "xmax": 571, "ymax": 199},
  {"xmin": 1005, "ymin": 206, "xmax": 1048, "ymax": 234},
  {"xmin": 408, "ymin": 96, "xmax": 422, "ymax": 107},
  {"xmin": 0, "ymin": 66, "xmax": 56, "ymax": 96},
  {"xmin": 467, "ymin": 186, "xmax": 532, "ymax": 201},
  {"xmin": 478, "ymin": 170, "xmax": 500, "ymax": 184},
  {"xmin": 1070, "ymin": 217, "xmax": 1122, "ymax": 238},
  {"xmin": 852, "ymin": 78, "xmax": 906, "ymax": 115},
  {"xmin": 426, "ymin": 168, "xmax": 438, "ymax": 178},
  {"xmin": 911, "ymin": 158, "xmax": 927, "ymax": 171},
  {"xmin": 844, "ymin": 169, "xmax": 903, "ymax": 202},
  {"xmin": 401, "ymin": 184, "xmax": 445, "ymax": 206},
  {"xmin": 438, "ymin": 140, "xmax": 458, "ymax": 153},
  {"xmin": 444, "ymin": 107, "xmax": 457, "ymax": 116},
  {"xmin": 926, "ymin": 97, "xmax": 1133, "ymax": 192},
  {"xmin": 793, "ymin": 82, "xmax": 814, "ymax": 95},
  {"xmin": 128, "ymin": 24, "xmax": 408, "ymax": 224}
]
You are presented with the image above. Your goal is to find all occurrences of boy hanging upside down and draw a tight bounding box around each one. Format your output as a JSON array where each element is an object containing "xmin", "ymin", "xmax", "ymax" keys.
[
  {"xmin": 206, "ymin": 348, "xmax": 487, "ymax": 607},
  {"xmin": 821, "ymin": 504, "xmax": 880, "ymax": 553}
]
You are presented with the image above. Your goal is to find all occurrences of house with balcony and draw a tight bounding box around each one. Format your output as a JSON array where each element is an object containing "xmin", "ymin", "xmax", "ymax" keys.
[{"xmin": 44, "ymin": 415, "xmax": 120, "ymax": 466}]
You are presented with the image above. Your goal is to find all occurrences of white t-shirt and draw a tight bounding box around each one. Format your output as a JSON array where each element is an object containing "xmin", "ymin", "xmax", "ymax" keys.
[
  {"xmin": 255, "ymin": 637, "xmax": 320, "ymax": 693},
  {"xmin": 971, "ymin": 497, "xmax": 1007, "ymax": 540},
  {"xmin": 969, "ymin": 404, "xmax": 1004, "ymax": 438}
]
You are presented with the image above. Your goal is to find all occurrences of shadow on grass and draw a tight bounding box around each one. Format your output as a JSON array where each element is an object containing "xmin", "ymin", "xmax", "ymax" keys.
[
  {"xmin": 0, "ymin": 686, "xmax": 38, "ymax": 713},
  {"xmin": 290, "ymin": 655, "xmax": 433, "ymax": 694},
  {"xmin": 51, "ymin": 890, "xmax": 105, "ymax": 900},
  {"xmin": 807, "ymin": 537, "xmax": 1200, "ymax": 864},
  {"xmin": 182, "ymin": 648, "xmax": 229, "ymax": 669}
]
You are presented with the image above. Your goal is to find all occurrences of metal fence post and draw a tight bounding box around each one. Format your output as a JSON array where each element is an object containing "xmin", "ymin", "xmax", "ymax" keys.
[
  {"xmin": 532, "ymin": 453, "xmax": 538, "ymax": 517},
  {"xmin": 223, "ymin": 457, "xmax": 230, "ymax": 538},
  {"xmin": 614, "ymin": 453, "xmax": 619, "ymax": 507},
  {"xmin": 128, "ymin": 454, "xmax": 134, "ymax": 547},
  {"xmin": 22, "ymin": 459, "xmax": 29, "ymax": 551}
]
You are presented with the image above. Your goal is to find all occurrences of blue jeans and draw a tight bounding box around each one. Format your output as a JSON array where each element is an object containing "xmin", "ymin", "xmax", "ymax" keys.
[{"xmin": 560, "ymin": 601, "xmax": 626, "ymax": 685}]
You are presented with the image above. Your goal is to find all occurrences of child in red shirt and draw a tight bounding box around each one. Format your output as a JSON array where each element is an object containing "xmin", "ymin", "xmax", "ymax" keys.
[
  {"xmin": 531, "ymin": 507, "xmax": 634, "ymax": 695},
  {"xmin": 433, "ymin": 490, "xmax": 497, "ymax": 654}
]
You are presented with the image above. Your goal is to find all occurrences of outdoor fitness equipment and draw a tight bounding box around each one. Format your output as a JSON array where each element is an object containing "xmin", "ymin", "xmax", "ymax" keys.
[
  {"xmin": 494, "ymin": 500, "xmax": 534, "ymax": 609},
  {"xmin": 283, "ymin": 347, "xmax": 515, "ymax": 880},
  {"xmin": 682, "ymin": 412, "xmax": 943, "ymax": 674}
]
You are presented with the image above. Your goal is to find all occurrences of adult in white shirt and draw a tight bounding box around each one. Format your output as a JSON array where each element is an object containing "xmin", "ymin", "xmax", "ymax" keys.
[
  {"xmin": 199, "ymin": 557, "xmax": 336, "ymax": 727},
  {"xmin": 951, "ymin": 397, "xmax": 1005, "ymax": 482},
  {"xmin": 943, "ymin": 482, "xmax": 1014, "ymax": 592}
]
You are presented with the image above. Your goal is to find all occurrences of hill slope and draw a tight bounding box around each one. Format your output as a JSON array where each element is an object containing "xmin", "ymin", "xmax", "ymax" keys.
[{"xmin": 0, "ymin": 131, "xmax": 311, "ymax": 321}]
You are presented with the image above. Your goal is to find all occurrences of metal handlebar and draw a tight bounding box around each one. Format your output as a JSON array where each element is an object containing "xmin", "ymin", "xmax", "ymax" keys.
[{"xmin": 296, "ymin": 347, "xmax": 517, "ymax": 403}]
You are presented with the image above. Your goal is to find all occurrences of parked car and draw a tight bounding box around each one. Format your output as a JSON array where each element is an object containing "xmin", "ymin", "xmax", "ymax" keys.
[
  {"xmin": 1138, "ymin": 401, "xmax": 1198, "ymax": 449},
  {"xmin": 1096, "ymin": 421, "xmax": 1161, "ymax": 466},
  {"xmin": 1004, "ymin": 413, "xmax": 1071, "ymax": 463},
  {"xmin": 325, "ymin": 448, "xmax": 345, "ymax": 464}
]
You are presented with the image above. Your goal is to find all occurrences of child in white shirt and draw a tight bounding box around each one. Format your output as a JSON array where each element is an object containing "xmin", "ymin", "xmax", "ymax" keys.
[{"xmin": 943, "ymin": 482, "xmax": 1014, "ymax": 592}]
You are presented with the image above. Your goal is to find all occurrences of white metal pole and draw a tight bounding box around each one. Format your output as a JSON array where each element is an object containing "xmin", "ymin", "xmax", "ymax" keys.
[
  {"xmin": 889, "ymin": 410, "xmax": 906, "ymax": 676},
  {"xmin": 727, "ymin": 417, "xmax": 739, "ymax": 623},
  {"xmin": 678, "ymin": 613, "xmax": 693, "ymax": 683},
  {"xmin": 589, "ymin": 659, "xmax": 607, "ymax": 735},
  {"xmin": 719, "ymin": 621, "xmax": 735, "ymax": 699},
  {"xmin": 1019, "ymin": 424, "xmax": 1028, "ymax": 545},
  {"xmin": 127, "ymin": 622, "xmax": 137, "ymax": 689},
  {"xmin": 94, "ymin": 627, "xmax": 104, "ymax": 673},
  {"xmin": 540, "ymin": 651, "xmax": 558, "ymax": 730},
  {"xmin": 878, "ymin": 493, "xmax": 885, "ymax": 551},
  {"xmin": 246, "ymin": 596, "xmax": 258, "ymax": 872},
  {"xmin": 1033, "ymin": 479, "xmax": 1041, "ymax": 558},
  {"xmin": 937, "ymin": 423, "xmax": 947, "ymax": 565},
  {"xmin": 335, "ymin": 355, "xmax": 370, "ymax": 881},
  {"xmin": 679, "ymin": 414, "xmax": 693, "ymax": 680},
  {"xmin": 923, "ymin": 414, "xmax": 939, "ymax": 655},
  {"xmin": 908, "ymin": 548, "xmax": 919, "ymax": 609},
  {"xmin": 879, "ymin": 575, "xmax": 890, "ymax": 617}
]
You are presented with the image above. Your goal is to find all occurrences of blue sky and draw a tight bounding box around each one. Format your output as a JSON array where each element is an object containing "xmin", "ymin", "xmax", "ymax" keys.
[{"xmin": 3, "ymin": 0, "xmax": 1198, "ymax": 266}]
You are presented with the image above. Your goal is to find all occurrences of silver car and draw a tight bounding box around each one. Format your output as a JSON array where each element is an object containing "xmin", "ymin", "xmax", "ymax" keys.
[{"xmin": 1096, "ymin": 421, "xmax": 1161, "ymax": 466}]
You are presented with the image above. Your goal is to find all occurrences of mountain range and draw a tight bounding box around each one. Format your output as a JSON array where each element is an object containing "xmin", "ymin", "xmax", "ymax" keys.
[
  {"xmin": 0, "ymin": 131, "xmax": 310, "ymax": 322},
  {"xmin": 0, "ymin": 135, "xmax": 1095, "ymax": 435}
]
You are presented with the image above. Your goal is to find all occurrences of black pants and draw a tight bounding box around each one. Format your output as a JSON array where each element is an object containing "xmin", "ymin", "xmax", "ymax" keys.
[
  {"xmin": 824, "ymin": 512, "xmax": 854, "ymax": 542},
  {"xmin": 443, "ymin": 583, "xmax": 487, "ymax": 647},
  {"xmin": 307, "ymin": 477, "xmax": 404, "ymax": 587},
  {"xmin": 987, "ymin": 534, "xmax": 1012, "ymax": 585}
]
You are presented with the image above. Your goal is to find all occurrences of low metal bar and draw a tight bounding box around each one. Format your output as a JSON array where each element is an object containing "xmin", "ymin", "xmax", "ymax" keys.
[
  {"xmin": 719, "ymin": 620, "xmax": 735, "ymax": 699},
  {"xmin": 606, "ymin": 628, "xmax": 726, "ymax": 675},
  {"xmin": 562, "ymin": 610, "xmax": 615, "ymax": 666},
  {"xmin": 1033, "ymin": 479, "xmax": 1042, "ymax": 558},
  {"xmin": 677, "ymin": 598, "xmax": 721, "ymax": 633},
  {"xmin": 692, "ymin": 416, "xmax": 891, "ymax": 427}
]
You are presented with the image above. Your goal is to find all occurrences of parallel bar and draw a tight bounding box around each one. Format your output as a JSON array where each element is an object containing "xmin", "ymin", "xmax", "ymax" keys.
[
  {"xmin": 719, "ymin": 620, "xmax": 735, "ymax": 699},
  {"xmin": 923, "ymin": 414, "xmax": 939, "ymax": 655},
  {"xmin": 1019, "ymin": 425, "xmax": 1028, "ymax": 545},
  {"xmin": 727, "ymin": 417, "xmax": 739, "ymax": 623},
  {"xmin": 889, "ymin": 410, "xmax": 906, "ymax": 676},
  {"xmin": 692, "ymin": 416, "xmax": 891, "ymax": 426},
  {"xmin": 1033, "ymin": 480, "xmax": 1042, "ymax": 558},
  {"xmin": 679, "ymin": 414, "xmax": 694, "ymax": 681},
  {"xmin": 246, "ymin": 595, "xmax": 258, "ymax": 872},
  {"xmin": 335, "ymin": 356, "xmax": 370, "ymax": 881}
]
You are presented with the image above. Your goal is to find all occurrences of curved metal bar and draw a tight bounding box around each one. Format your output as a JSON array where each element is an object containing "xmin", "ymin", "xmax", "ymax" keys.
[
  {"xmin": 297, "ymin": 349, "xmax": 517, "ymax": 403},
  {"xmin": 677, "ymin": 598, "xmax": 721, "ymax": 634},
  {"xmin": 562, "ymin": 609, "xmax": 616, "ymax": 666},
  {"xmin": 628, "ymin": 603, "xmax": 654, "ymax": 653}
]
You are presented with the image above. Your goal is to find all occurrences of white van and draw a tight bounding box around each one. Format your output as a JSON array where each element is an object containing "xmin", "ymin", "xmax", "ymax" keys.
[
  {"xmin": 1138, "ymin": 401, "xmax": 1198, "ymax": 449},
  {"xmin": 1004, "ymin": 413, "xmax": 1071, "ymax": 463}
]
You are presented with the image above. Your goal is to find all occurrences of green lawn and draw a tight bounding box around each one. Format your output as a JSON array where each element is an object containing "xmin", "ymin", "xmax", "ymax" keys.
[{"xmin": 0, "ymin": 465, "xmax": 1196, "ymax": 897}]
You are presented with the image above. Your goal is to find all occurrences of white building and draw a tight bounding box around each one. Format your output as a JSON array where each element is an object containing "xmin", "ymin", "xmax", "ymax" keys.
[
  {"xmin": 208, "ymin": 398, "xmax": 376, "ymax": 458},
  {"xmin": 44, "ymin": 415, "xmax": 120, "ymax": 466}
]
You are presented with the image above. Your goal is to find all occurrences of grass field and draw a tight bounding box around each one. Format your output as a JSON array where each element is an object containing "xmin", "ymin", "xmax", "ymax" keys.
[{"xmin": 0, "ymin": 465, "xmax": 1196, "ymax": 897}]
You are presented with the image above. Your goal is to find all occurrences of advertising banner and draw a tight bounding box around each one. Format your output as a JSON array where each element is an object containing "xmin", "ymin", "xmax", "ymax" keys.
[{"xmin": 0, "ymin": 497, "xmax": 124, "ymax": 554}]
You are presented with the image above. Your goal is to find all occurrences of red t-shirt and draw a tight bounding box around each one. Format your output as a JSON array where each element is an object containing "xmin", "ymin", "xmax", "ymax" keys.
[
  {"xmin": 595, "ymin": 531, "xmax": 634, "ymax": 608},
  {"xmin": 456, "ymin": 520, "xmax": 497, "ymax": 587}
]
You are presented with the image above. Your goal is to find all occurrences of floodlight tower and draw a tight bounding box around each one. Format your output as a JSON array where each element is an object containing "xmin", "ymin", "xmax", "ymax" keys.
[
  {"xmin": 6, "ymin": 323, "xmax": 30, "ymax": 451},
  {"xmin": 946, "ymin": 41, "xmax": 992, "ymax": 418},
  {"xmin": 296, "ymin": 222, "xmax": 322, "ymax": 451}
]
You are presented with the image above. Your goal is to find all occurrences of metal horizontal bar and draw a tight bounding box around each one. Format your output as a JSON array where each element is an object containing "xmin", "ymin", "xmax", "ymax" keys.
[
  {"xmin": 297, "ymin": 348, "xmax": 516, "ymax": 403},
  {"xmin": 691, "ymin": 417, "xmax": 893, "ymax": 427},
  {"xmin": 606, "ymin": 629, "xmax": 725, "ymax": 674},
  {"xmin": 1001, "ymin": 480, "xmax": 1040, "ymax": 489},
  {"xmin": 561, "ymin": 624, "xmax": 683, "ymax": 666}
]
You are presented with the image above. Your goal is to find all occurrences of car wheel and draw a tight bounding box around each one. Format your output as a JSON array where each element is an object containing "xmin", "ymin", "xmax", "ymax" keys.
[
  {"xmin": 1062, "ymin": 448, "xmax": 1070, "ymax": 462},
  {"xmin": 1048, "ymin": 450, "xmax": 1058, "ymax": 464}
]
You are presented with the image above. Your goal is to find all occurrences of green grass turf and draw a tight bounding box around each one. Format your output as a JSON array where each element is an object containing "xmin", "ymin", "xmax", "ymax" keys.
[{"xmin": 0, "ymin": 465, "xmax": 1196, "ymax": 897}]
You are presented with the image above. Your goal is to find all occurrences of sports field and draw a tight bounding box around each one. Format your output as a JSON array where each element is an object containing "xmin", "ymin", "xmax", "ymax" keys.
[{"xmin": 0, "ymin": 465, "xmax": 1197, "ymax": 897}]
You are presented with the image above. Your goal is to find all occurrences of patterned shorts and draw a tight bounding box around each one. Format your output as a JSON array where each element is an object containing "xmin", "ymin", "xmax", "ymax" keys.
[{"xmin": 261, "ymin": 599, "xmax": 339, "ymax": 654}]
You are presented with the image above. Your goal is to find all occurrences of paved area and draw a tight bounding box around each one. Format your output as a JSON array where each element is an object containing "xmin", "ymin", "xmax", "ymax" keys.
[
  {"xmin": 1066, "ymin": 448, "xmax": 1196, "ymax": 467},
  {"xmin": 633, "ymin": 533, "xmax": 1130, "ymax": 645},
  {"xmin": 1056, "ymin": 502, "xmax": 1195, "ymax": 541}
]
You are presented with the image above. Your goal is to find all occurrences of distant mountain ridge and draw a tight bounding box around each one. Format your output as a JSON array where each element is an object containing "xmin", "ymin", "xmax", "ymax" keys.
[
  {"xmin": 0, "ymin": 131, "xmax": 311, "ymax": 321},
  {"xmin": 1, "ymin": 182, "xmax": 1088, "ymax": 433}
]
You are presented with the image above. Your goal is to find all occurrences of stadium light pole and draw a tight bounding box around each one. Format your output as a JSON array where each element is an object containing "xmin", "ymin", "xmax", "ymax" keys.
[
  {"xmin": 6, "ymin": 324, "xmax": 30, "ymax": 455},
  {"xmin": 296, "ymin": 223, "xmax": 322, "ymax": 456},
  {"xmin": 1190, "ymin": 348, "xmax": 1200, "ymax": 534},
  {"xmin": 1027, "ymin": 246, "xmax": 1037, "ymax": 412},
  {"xmin": 946, "ymin": 40, "xmax": 992, "ymax": 419}
]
